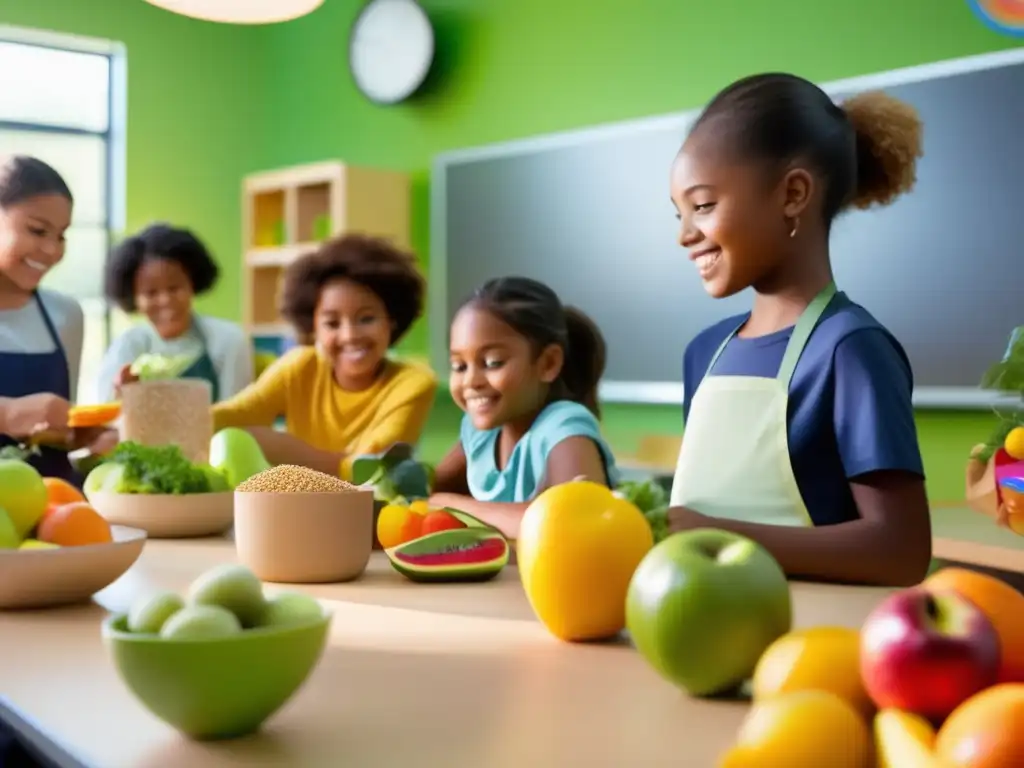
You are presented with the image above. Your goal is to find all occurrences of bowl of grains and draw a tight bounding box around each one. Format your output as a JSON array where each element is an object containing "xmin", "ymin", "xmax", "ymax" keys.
[{"xmin": 233, "ymin": 465, "xmax": 374, "ymax": 584}]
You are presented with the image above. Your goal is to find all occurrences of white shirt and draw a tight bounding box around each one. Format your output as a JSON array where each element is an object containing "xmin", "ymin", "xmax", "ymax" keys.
[
  {"xmin": 93, "ymin": 314, "xmax": 253, "ymax": 404},
  {"xmin": 0, "ymin": 289, "xmax": 84, "ymax": 401}
]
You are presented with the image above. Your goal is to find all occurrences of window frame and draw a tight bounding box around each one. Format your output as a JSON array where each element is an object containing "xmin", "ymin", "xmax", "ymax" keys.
[{"xmin": 0, "ymin": 25, "xmax": 126, "ymax": 348}]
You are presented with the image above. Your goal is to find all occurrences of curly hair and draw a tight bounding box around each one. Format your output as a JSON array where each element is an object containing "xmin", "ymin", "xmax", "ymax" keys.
[
  {"xmin": 279, "ymin": 233, "xmax": 425, "ymax": 346},
  {"xmin": 688, "ymin": 73, "xmax": 923, "ymax": 224},
  {"xmin": 105, "ymin": 223, "xmax": 220, "ymax": 313},
  {"xmin": 465, "ymin": 276, "xmax": 607, "ymax": 418}
]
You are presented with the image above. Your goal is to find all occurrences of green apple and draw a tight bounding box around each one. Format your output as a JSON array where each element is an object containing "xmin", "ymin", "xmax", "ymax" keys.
[
  {"xmin": 209, "ymin": 427, "xmax": 271, "ymax": 489},
  {"xmin": 187, "ymin": 563, "xmax": 267, "ymax": 627},
  {"xmin": 259, "ymin": 593, "xmax": 324, "ymax": 628},
  {"xmin": 625, "ymin": 528, "xmax": 792, "ymax": 698},
  {"xmin": 128, "ymin": 590, "xmax": 186, "ymax": 634},
  {"xmin": 0, "ymin": 507, "xmax": 20, "ymax": 549},
  {"xmin": 160, "ymin": 605, "xmax": 242, "ymax": 640},
  {"xmin": 0, "ymin": 459, "xmax": 48, "ymax": 538},
  {"xmin": 84, "ymin": 462, "xmax": 123, "ymax": 495},
  {"xmin": 196, "ymin": 463, "xmax": 231, "ymax": 493}
]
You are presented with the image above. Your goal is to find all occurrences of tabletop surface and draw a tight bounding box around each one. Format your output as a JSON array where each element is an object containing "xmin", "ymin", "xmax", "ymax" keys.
[{"xmin": 0, "ymin": 538, "xmax": 896, "ymax": 768}]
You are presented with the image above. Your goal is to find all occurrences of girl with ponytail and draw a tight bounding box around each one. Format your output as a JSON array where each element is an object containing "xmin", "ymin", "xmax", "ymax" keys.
[
  {"xmin": 666, "ymin": 73, "xmax": 932, "ymax": 586},
  {"xmin": 429, "ymin": 276, "xmax": 618, "ymax": 539}
]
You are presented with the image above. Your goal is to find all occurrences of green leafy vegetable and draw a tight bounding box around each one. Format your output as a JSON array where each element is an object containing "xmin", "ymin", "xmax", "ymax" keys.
[
  {"xmin": 351, "ymin": 442, "xmax": 433, "ymax": 502},
  {"xmin": 130, "ymin": 352, "xmax": 201, "ymax": 381},
  {"xmin": 974, "ymin": 326, "xmax": 1024, "ymax": 462},
  {"xmin": 105, "ymin": 441, "xmax": 213, "ymax": 495},
  {"xmin": 615, "ymin": 478, "xmax": 671, "ymax": 543}
]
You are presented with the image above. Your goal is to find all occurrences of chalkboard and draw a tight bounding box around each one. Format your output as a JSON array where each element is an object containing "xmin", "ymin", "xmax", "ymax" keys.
[{"xmin": 431, "ymin": 50, "xmax": 1024, "ymax": 409}]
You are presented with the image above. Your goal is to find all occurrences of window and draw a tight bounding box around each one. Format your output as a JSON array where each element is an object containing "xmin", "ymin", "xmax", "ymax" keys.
[{"xmin": 0, "ymin": 26, "xmax": 126, "ymax": 403}]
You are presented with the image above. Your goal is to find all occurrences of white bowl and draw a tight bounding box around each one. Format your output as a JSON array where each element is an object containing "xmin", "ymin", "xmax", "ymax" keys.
[
  {"xmin": 0, "ymin": 525, "xmax": 146, "ymax": 610},
  {"xmin": 87, "ymin": 491, "xmax": 234, "ymax": 539}
]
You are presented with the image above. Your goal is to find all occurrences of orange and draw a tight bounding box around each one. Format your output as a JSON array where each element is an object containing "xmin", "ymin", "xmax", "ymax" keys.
[
  {"xmin": 67, "ymin": 402, "xmax": 120, "ymax": 428},
  {"xmin": 43, "ymin": 477, "xmax": 86, "ymax": 506},
  {"xmin": 924, "ymin": 568, "xmax": 1024, "ymax": 683},
  {"xmin": 751, "ymin": 626, "xmax": 874, "ymax": 718},
  {"xmin": 420, "ymin": 509, "xmax": 466, "ymax": 536},
  {"xmin": 37, "ymin": 502, "xmax": 112, "ymax": 547},
  {"xmin": 518, "ymin": 479, "xmax": 654, "ymax": 642},
  {"xmin": 376, "ymin": 503, "xmax": 426, "ymax": 549},
  {"xmin": 935, "ymin": 684, "xmax": 1024, "ymax": 767}
]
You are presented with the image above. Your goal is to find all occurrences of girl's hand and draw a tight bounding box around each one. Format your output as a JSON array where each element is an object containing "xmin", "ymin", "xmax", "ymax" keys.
[
  {"xmin": 114, "ymin": 363, "xmax": 139, "ymax": 395},
  {"xmin": 1, "ymin": 393, "xmax": 71, "ymax": 439},
  {"xmin": 78, "ymin": 427, "xmax": 119, "ymax": 456},
  {"xmin": 667, "ymin": 505, "xmax": 713, "ymax": 533},
  {"xmin": 428, "ymin": 492, "xmax": 467, "ymax": 510}
]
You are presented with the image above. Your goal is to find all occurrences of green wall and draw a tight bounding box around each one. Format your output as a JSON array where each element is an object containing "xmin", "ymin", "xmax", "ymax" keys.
[
  {"xmin": 252, "ymin": 0, "xmax": 1019, "ymax": 502},
  {"xmin": 0, "ymin": 0, "xmax": 267, "ymax": 322},
  {"xmin": 2, "ymin": 0, "xmax": 1018, "ymax": 501}
]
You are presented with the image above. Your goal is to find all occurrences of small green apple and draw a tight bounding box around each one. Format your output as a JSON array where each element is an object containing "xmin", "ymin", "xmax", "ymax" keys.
[
  {"xmin": 128, "ymin": 590, "xmax": 185, "ymax": 634},
  {"xmin": 209, "ymin": 428, "xmax": 271, "ymax": 489},
  {"xmin": 0, "ymin": 507, "xmax": 20, "ymax": 549},
  {"xmin": 260, "ymin": 593, "xmax": 324, "ymax": 628},
  {"xmin": 626, "ymin": 528, "xmax": 792, "ymax": 697},
  {"xmin": 187, "ymin": 563, "xmax": 267, "ymax": 627},
  {"xmin": 0, "ymin": 460, "xmax": 48, "ymax": 538},
  {"xmin": 160, "ymin": 605, "xmax": 242, "ymax": 640}
]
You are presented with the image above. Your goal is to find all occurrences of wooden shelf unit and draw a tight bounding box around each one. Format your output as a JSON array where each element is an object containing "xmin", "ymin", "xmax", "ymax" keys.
[{"xmin": 241, "ymin": 161, "xmax": 410, "ymax": 337}]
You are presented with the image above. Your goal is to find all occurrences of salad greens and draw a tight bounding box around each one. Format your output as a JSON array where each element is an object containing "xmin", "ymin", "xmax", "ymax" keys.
[
  {"xmin": 616, "ymin": 478, "xmax": 671, "ymax": 543},
  {"xmin": 130, "ymin": 352, "xmax": 201, "ymax": 381},
  {"xmin": 101, "ymin": 441, "xmax": 219, "ymax": 495}
]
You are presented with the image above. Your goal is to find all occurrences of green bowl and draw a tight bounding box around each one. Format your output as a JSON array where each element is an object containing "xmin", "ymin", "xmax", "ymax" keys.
[{"xmin": 102, "ymin": 611, "xmax": 331, "ymax": 740}]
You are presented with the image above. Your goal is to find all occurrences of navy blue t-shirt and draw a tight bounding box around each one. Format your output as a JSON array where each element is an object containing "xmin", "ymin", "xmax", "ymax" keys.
[{"xmin": 682, "ymin": 292, "xmax": 925, "ymax": 526}]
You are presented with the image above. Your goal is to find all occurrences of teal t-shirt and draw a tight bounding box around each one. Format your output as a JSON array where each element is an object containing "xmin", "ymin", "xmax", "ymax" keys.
[{"xmin": 462, "ymin": 400, "xmax": 620, "ymax": 503}]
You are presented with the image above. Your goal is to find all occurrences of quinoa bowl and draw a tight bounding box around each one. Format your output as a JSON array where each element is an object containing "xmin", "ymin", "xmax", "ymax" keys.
[{"xmin": 233, "ymin": 465, "xmax": 374, "ymax": 583}]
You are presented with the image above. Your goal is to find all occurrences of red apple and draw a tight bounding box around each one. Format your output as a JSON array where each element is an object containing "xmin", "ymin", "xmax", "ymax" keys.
[{"xmin": 860, "ymin": 587, "xmax": 1000, "ymax": 721}]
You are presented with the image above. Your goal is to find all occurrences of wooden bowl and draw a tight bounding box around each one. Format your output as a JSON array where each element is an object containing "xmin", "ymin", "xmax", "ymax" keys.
[
  {"xmin": 86, "ymin": 491, "xmax": 234, "ymax": 539},
  {"xmin": 0, "ymin": 525, "xmax": 146, "ymax": 610},
  {"xmin": 234, "ymin": 489, "xmax": 373, "ymax": 583}
]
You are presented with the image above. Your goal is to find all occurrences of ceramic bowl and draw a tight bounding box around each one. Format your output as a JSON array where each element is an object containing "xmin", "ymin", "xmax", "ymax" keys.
[
  {"xmin": 0, "ymin": 525, "xmax": 146, "ymax": 610},
  {"xmin": 87, "ymin": 491, "xmax": 233, "ymax": 539},
  {"xmin": 234, "ymin": 489, "xmax": 373, "ymax": 583},
  {"xmin": 103, "ymin": 610, "xmax": 331, "ymax": 740}
]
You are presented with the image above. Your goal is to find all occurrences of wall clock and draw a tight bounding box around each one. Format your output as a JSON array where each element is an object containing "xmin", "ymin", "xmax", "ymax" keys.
[{"xmin": 349, "ymin": 0, "xmax": 435, "ymax": 105}]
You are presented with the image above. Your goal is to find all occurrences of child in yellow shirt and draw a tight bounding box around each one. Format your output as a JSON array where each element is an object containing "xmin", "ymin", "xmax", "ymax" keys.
[{"xmin": 211, "ymin": 234, "xmax": 437, "ymax": 479}]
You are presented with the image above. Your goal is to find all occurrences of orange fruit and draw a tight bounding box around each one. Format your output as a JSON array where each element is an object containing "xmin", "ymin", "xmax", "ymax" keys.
[
  {"xmin": 924, "ymin": 568, "xmax": 1024, "ymax": 683},
  {"xmin": 43, "ymin": 477, "xmax": 86, "ymax": 506},
  {"xmin": 37, "ymin": 502, "xmax": 112, "ymax": 547},
  {"xmin": 751, "ymin": 626, "xmax": 874, "ymax": 718},
  {"xmin": 935, "ymin": 683, "xmax": 1024, "ymax": 767}
]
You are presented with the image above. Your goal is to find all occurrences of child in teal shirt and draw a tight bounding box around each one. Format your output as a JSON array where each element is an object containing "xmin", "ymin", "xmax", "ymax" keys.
[{"xmin": 430, "ymin": 276, "xmax": 619, "ymax": 539}]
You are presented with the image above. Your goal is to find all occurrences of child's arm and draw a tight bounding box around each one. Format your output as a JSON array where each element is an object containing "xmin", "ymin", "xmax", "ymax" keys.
[
  {"xmin": 431, "ymin": 443, "xmax": 470, "ymax": 495},
  {"xmin": 668, "ymin": 470, "xmax": 931, "ymax": 586},
  {"xmin": 669, "ymin": 329, "xmax": 932, "ymax": 587},
  {"xmin": 431, "ymin": 436, "xmax": 608, "ymax": 540}
]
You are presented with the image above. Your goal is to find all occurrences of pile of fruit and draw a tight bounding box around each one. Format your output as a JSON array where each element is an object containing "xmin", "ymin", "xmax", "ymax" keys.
[
  {"xmin": 513, "ymin": 479, "xmax": 1024, "ymax": 765},
  {"xmin": 122, "ymin": 563, "xmax": 326, "ymax": 640},
  {"xmin": 0, "ymin": 458, "xmax": 114, "ymax": 551}
]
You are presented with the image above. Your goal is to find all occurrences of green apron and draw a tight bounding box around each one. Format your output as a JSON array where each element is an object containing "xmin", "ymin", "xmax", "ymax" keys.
[
  {"xmin": 670, "ymin": 283, "xmax": 837, "ymax": 527},
  {"xmin": 178, "ymin": 315, "xmax": 220, "ymax": 402}
]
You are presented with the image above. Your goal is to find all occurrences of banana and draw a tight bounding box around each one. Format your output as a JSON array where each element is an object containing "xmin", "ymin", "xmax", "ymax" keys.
[{"xmin": 874, "ymin": 709, "xmax": 947, "ymax": 768}]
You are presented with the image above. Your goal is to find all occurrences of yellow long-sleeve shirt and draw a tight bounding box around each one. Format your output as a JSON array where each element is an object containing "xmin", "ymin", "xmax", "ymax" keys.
[{"xmin": 212, "ymin": 346, "xmax": 437, "ymax": 479}]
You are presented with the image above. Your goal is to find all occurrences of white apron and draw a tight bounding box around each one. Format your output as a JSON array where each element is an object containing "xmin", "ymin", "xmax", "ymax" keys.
[{"xmin": 670, "ymin": 283, "xmax": 837, "ymax": 527}]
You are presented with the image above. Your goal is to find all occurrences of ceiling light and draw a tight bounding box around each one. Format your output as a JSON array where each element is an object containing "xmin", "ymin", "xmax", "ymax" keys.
[{"xmin": 144, "ymin": 0, "xmax": 324, "ymax": 25}]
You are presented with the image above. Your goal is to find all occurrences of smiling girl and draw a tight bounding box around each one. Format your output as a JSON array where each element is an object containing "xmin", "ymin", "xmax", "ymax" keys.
[
  {"xmin": 209, "ymin": 234, "xmax": 436, "ymax": 478},
  {"xmin": 429, "ymin": 276, "xmax": 619, "ymax": 539},
  {"xmin": 0, "ymin": 155, "xmax": 110, "ymax": 483},
  {"xmin": 665, "ymin": 74, "xmax": 932, "ymax": 586},
  {"xmin": 96, "ymin": 223, "xmax": 253, "ymax": 403}
]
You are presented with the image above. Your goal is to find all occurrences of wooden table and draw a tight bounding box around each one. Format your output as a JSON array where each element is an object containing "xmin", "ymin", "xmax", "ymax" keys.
[{"xmin": 0, "ymin": 539, "xmax": 894, "ymax": 768}]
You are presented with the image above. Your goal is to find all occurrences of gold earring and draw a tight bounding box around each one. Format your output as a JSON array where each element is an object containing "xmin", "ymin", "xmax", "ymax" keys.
[{"xmin": 789, "ymin": 217, "xmax": 800, "ymax": 239}]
